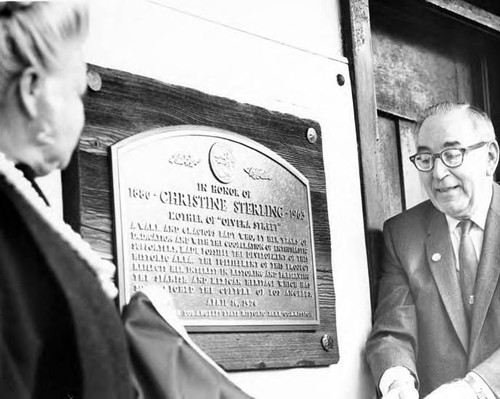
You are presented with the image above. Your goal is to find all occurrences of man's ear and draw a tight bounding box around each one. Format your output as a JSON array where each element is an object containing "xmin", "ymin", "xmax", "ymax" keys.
[
  {"xmin": 486, "ymin": 140, "xmax": 499, "ymax": 176},
  {"xmin": 18, "ymin": 66, "xmax": 43, "ymax": 119}
]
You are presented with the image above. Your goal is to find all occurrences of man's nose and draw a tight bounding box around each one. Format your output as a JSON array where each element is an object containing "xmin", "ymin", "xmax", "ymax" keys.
[{"xmin": 432, "ymin": 157, "xmax": 450, "ymax": 179}]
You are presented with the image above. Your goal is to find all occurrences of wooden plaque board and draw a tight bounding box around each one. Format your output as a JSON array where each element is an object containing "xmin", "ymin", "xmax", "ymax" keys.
[{"xmin": 63, "ymin": 65, "xmax": 338, "ymax": 370}]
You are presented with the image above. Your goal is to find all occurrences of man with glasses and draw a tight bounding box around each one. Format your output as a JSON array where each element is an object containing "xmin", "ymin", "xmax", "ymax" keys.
[{"xmin": 366, "ymin": 102, "xmax": 500, "ymax": 399}]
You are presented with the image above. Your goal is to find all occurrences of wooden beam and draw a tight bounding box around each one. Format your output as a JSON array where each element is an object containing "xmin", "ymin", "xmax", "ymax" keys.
[
  {"xmin": 341, "ymin": 0, "xmax": 380, "ymax": 231},
  {"xmin": 425, "ymin": 0, "xmax": 500, "ymax": 34},
  {"xmin": 341, "ymin": 0, "xmax": 381, "ymax": 313}
]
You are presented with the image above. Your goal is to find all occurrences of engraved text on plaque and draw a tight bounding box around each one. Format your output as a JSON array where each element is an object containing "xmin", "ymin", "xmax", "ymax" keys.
[{"xmin": 112, "ymin": 126, "xmax": 319, "ymax": 331}]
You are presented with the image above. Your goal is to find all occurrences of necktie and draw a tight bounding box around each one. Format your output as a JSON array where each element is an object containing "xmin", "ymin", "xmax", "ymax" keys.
[{"xmin": 458, "ymin": 219, "xmax": 478, "ymax": 320}]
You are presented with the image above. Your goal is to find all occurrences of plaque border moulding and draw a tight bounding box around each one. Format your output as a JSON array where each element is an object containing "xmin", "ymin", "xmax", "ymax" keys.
[{"xmin": 111, "ymin": 125, "xmax": 320, "ymax": 332}]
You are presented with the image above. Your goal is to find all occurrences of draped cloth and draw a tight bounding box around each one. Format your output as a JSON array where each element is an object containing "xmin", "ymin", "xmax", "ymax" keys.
[{"xmin": 123, "ymin": 287, "xmax": 254, "ymax": 399}]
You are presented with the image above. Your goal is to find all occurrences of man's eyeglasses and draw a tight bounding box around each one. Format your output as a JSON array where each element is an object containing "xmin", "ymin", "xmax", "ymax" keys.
[{"xmin": 409, "ymin": 141, "xmax": 490, "ymax": 172}]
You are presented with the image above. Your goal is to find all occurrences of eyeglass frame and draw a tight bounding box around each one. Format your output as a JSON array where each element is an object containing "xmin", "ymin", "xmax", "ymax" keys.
[{"xmin": 409, "ymin": 141, "xmax": 492, "ymax": 172}]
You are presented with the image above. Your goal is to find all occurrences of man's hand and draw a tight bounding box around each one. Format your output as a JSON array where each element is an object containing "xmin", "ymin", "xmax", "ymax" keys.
[
  {"xmin": 383, "ymin": 379, "xmax": 419, "ymax": 399},
  {"xmin": 424, "ymin": 380, "xmax": 476, "ymax": 399}
]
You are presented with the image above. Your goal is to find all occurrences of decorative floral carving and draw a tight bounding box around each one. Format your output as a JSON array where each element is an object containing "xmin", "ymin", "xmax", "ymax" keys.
[
  {"xmin": 244, "ymin": 167, "xmax": 272, "ymax": 181},
  {"xmin": 169, "ymin": 153, "xmax": 201, "ymax": 168}
]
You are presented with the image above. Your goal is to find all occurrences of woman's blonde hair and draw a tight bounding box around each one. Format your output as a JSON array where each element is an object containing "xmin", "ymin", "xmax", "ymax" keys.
[{"xmin": 0, "ymin": 1, "xmax": 88, "ymax": 97}]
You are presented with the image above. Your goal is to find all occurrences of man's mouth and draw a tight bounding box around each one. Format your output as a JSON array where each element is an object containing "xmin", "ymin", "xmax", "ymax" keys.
[{"xmin": 435, "ymin": 186, "xmax": 459, "ymax": 193}]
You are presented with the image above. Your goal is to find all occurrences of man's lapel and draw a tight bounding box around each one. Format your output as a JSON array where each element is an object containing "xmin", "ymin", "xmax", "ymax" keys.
[
  {"xmin": 470, "ymin": 183, "xmax": 500, "ymax": 351},
  {"xmin": 426, "ymin": 208, "xmax": 469, "ymax": 352}
]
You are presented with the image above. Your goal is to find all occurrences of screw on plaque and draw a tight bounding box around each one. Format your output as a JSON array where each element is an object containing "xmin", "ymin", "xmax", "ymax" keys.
[
  {"xmin": 337, "ymin": 74, "xmax": 345, "ymax": 86},
  {"xmin": 87, "ymin": 70, "xmax": 102, "ymax": 92},
  {"xmin": 321, "ymin": 334, "xmax": 335, "ymax": 352},
  {"xmin": 307, "ymin": 127, "xmax": 318, "ymax": 144}
]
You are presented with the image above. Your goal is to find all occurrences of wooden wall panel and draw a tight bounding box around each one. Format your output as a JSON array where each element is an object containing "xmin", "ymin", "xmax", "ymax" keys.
[
  {"xmin": 62, "ymin": 65, "xmax": 338, "ymax": 370},
  {"xmin": 371, "ymin": 12, "xmax": 474, "ymax": 120},
  {"xmin": 341, "ymin": 0, "xmax": 381, "ymax": 315},
  {"xmin": 399, "ymin": 120, "xmax": 428, "ymax": 210},
  {"xmin": 425, "ymin": 0, "xmax": 500, "ymax": 33},
  {"xmin": 374, "ymin": 115, "xmax": 403, "ymax": 225}
]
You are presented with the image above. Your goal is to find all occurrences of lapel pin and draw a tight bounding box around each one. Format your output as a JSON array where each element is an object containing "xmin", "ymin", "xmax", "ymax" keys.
[{"xmin": 431, "ymin": 253, "xmax": 441, "ymax": 262}]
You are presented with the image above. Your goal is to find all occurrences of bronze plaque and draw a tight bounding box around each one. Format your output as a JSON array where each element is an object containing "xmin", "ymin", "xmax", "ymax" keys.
[{"xmin": 112, "ymin": 126, "xmax": 319, "ymax": 331}]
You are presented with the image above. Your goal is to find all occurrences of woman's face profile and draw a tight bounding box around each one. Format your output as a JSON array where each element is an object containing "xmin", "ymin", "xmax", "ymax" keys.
[{"xmin": 37, "ymin": 44, "xmax": 87, "ymax": 173}]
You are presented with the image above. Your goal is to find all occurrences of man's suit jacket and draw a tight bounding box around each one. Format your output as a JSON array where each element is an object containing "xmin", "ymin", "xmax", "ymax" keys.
[{"xmin": 366, "ymin": 183, "xmax": 500, "ymax": 397}]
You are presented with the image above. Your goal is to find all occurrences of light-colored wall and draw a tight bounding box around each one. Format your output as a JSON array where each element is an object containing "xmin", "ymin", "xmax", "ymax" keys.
[{"xmin": 83, "ymin": 0, "xmax": 375, "ymax": 397}]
